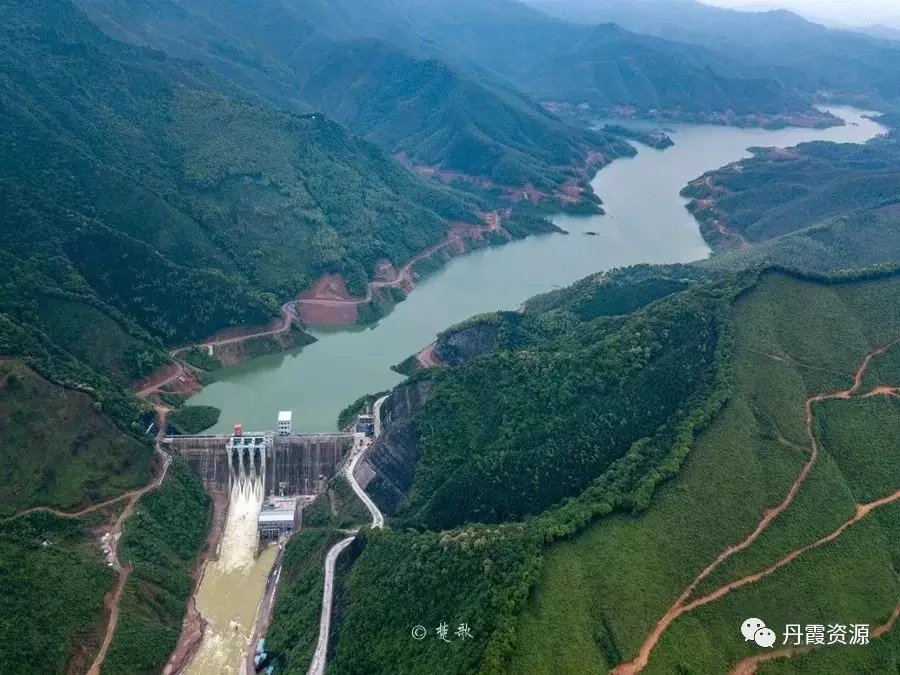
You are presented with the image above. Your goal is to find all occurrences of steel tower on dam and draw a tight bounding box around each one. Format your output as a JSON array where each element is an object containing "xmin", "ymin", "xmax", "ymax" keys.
[{"xmin": 163, "ymin": 411, "xmax": 359, "ymax": 496}]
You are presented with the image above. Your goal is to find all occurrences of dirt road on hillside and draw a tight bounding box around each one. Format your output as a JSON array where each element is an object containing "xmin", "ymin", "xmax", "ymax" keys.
[
  {"xmin": 88, "ymin": 418, "xmax": 172, "ymax": 675},
  {"xmin": 612, "ymin": 338, "xmax": 900, "ymax": 674},
  {"xmin": 730, "ymin": 601, "xmax": 900, "ymax": 674}
]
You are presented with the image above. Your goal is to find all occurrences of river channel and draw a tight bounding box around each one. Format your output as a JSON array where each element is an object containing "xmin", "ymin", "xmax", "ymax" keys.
[
  {"xmin": 181, "ymin": 106, "xmax": 884, "ymax": 673},
  {"xmin": 190, "ymin": 106, "xmax": 884, "ymax": 434}
]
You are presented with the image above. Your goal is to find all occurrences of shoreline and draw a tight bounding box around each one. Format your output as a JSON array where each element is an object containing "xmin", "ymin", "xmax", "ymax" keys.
[
  {"xmin": 134, "ymin": 208, "xmax": 519, "ymax": 400},
  {"xmin": 136, "ymin": 106, "xmax": 883, "ymax": 419},
  {"xmin": 164, "ymin": 489, "xmax": 229, "ymax": 675}
]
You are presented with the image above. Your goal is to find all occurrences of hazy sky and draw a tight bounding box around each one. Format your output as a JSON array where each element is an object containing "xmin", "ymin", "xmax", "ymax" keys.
[{"xmin": 702, "ymin": 0, "xmax": 900, "ymax": 27}]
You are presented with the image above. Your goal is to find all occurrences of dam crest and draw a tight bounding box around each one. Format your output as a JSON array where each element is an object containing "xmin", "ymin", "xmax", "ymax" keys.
[{"xmin": 164, "ymin": 414, "xmax": 359, "ymax": 498}]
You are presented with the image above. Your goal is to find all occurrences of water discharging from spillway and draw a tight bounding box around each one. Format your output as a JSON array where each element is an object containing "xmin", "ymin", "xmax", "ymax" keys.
[{"xmin": 186, "ymin": 452, "xmax": 276, "ymax": 675}]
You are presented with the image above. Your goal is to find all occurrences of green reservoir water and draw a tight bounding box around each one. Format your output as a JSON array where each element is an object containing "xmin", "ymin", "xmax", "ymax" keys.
[{"xmin": 189, "ymin": 107, "xmax": 885, "ymax": 433}]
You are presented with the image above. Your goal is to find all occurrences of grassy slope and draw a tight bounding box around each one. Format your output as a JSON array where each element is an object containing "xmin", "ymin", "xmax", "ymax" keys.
[
  {"xmin": 0, "ymin": 360, "xmax": 151, "ymax": 517},
  {"xmin": 509, "ymin": 273, "xmax": 900, "ymax": 673}
]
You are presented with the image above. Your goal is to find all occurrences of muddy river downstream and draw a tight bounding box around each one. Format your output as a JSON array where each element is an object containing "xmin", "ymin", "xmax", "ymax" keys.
[{"xmin": 181, "ymin": 106, "xmax": 885, "ymax": 673}]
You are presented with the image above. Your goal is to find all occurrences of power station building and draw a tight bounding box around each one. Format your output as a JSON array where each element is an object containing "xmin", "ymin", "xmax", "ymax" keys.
[{"xmin": 258, "ymin": 497, "xmax": 299, "ymax": 539}]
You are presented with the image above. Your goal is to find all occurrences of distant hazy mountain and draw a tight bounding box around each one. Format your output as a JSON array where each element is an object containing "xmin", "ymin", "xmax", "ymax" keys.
[
  {"xmin": 76, "ymin": 0, "xmax": 636, "ymax": 189},
  {"xmin": 856, "ymin": 24, "xmax": 900, "ymax": 42},
  {"xmin": 527, "ymin": 0, "xmax": 900, "ymax": 100},
  {"xmin": 317, "ymin": 0, "xmax": 825, "ymax": 120},
  {"xmin": 79, "ymin": 0, "xmax": 825, "ymax": 130}
]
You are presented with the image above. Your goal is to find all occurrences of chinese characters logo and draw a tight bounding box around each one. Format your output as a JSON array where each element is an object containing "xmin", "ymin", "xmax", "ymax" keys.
[
  {"xmin": 741, "ymin": 618, "xmax": 869, "ymax": 648},
  {"xmin": 411, "ymin": 623, "xmax": 474, "ymax": 642}
]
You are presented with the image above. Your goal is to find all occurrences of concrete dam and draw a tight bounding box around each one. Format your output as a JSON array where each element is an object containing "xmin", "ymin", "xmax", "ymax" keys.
[{"xmin": 164, "ymin": 416, "xmax": 358, "ymax": 497}]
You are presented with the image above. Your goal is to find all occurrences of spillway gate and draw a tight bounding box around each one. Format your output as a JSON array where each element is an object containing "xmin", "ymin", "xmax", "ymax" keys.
[{"xmin": 164, "ymin": 431, "xmax": 358, "ymax": 496}]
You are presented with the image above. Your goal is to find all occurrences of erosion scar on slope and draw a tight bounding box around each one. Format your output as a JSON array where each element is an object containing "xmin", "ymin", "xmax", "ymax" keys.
[{"xmin": 612, "ymin": 338, "xmax": 900, "ymax": 674}]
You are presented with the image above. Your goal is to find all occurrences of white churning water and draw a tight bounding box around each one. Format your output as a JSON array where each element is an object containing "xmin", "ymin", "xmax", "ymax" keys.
[{"xmin": 185, "ymin": 454, "xmax": 273, "ymax": 675}]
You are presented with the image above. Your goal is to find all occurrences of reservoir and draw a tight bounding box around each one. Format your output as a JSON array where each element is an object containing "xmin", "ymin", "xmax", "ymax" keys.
[{"xmin": 189, "ymin": 106, "xmax": 885, "ymax": 434}]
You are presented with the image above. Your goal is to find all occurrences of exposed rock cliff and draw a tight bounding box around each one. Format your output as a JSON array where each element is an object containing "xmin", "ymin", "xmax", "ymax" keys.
[
  {"xmin": 435, "ymin": 322, "xmax": 500, "ymax": 366},
  {"xmin": 356, "ymin": 380, "xmax": 433, "ymax": 514}
]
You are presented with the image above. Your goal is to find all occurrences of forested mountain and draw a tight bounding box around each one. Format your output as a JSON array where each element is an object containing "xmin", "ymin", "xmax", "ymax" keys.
[
  {"xmin": 76, "ymin": 0, "xmax": 830, "ymax": 133},
  {"xmin": 683, "ymin": 136, "xmax": 900, "ymax": 249},
  {"xmin": 529, "ymin": 0, "xmax": 900, "ymax": 102},
  {"xmin": 0, "ymin": 0, "xmax": 495, "ymax": 547},
  {"xmin": 74, "ymin": 0, "xmax": 635, "ymax": 190},
  {"xmin": 0, "ymin": 0, "xmax": 496, "ymax": 355},
  {"xmin": 282, "ymin": 263, "xmax": 900, "ymax": 674},
  {"xmin": 355, "ymin": 0, "xmax": 830, "ymax": 123}
]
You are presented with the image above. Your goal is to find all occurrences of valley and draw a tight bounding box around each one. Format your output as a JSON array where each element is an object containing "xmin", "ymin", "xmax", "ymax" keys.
[
  {"xmin": 188, "ymin": 106, "xmax": 884, "ymax": 434},
  {"xmin": 3, "ymin": 1, "xmax": 900, "ymax": 674}
]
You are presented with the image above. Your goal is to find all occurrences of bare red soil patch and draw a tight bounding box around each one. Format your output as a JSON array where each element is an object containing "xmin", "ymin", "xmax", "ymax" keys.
[
  {"xmin": 416, "ymin": 342, "xmax": 442, "ymax": 369},
  {"xmin": 296, "ymin": 210, "xmax": 507, "ymax": 326},
  {"xmin": 555, "ymin": 182, "xmax": 584, "ymax": 206},
  {"xmin": 299, "ymin": 274, "xmax": 359, "ymax": 303}
]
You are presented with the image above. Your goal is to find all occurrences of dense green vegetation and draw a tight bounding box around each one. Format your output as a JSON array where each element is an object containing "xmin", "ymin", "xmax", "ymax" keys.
[
  {"xmin": 337, "ymin": 391, "xmax": 390, "ymax": 431},
  {"xmin": 0, "ymin": 360, "xmax": 152, "ymax": 517},
  {"xmin": 0, "ymin": 511, "xmax": 116, "ymax": 674},
  {"xmin": 705, "ymin": 204, "xmax": 900, "ymax": 273},
  {"xmin": 7, "ymin": 2, "xmax": 900, "ymax": 674},
  {"xmin": 1, "ymin": 0, "xmax": 494, "ymax": 358},
  {"xmin": 76, "ymin": 0, "xmax": 638, "ymax": 195},
  {"xmin": 302, "ymin": 477, "xmax": 371, "ymax": 530},
  {"xmin": 509, "ymin": 271, "xmax": 900, "ymax": 674},
  {"xmin": 331, "ymin": 527, "xmax": 542, "ymax": 675},
  {"xmin": 266, "ymin": 530, "xmax": 349, "ymax": 674},
  {"xmin": 166, "ymin": 405, "xmax": 221, "ymax": 435},
  {"xmin": 102, "ymin": 460, "xmax": 210, "ymax": 674},
  {"xmin": 306, "ymin": 269, "xmax": 900, "ymax": 674},
  {"xmin": 395, "ymin": 283, "xmax": 725, "ymax": 530},
  {"xmin": 683, "ymin": 139, "xmax": 900, "ymax": 248}
]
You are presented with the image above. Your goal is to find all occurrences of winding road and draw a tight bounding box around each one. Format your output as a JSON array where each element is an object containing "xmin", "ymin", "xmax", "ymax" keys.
[
  {"xmin": 612, "ymin": 338, "xmax": 900, "ymax": 674},
  {"xmin": 88, "ymin": 419, "xmax": 173, "ymax": 675},
  {"xmin": 307, "ymin": 396, "xmax": 388, "ymax": 675}
]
